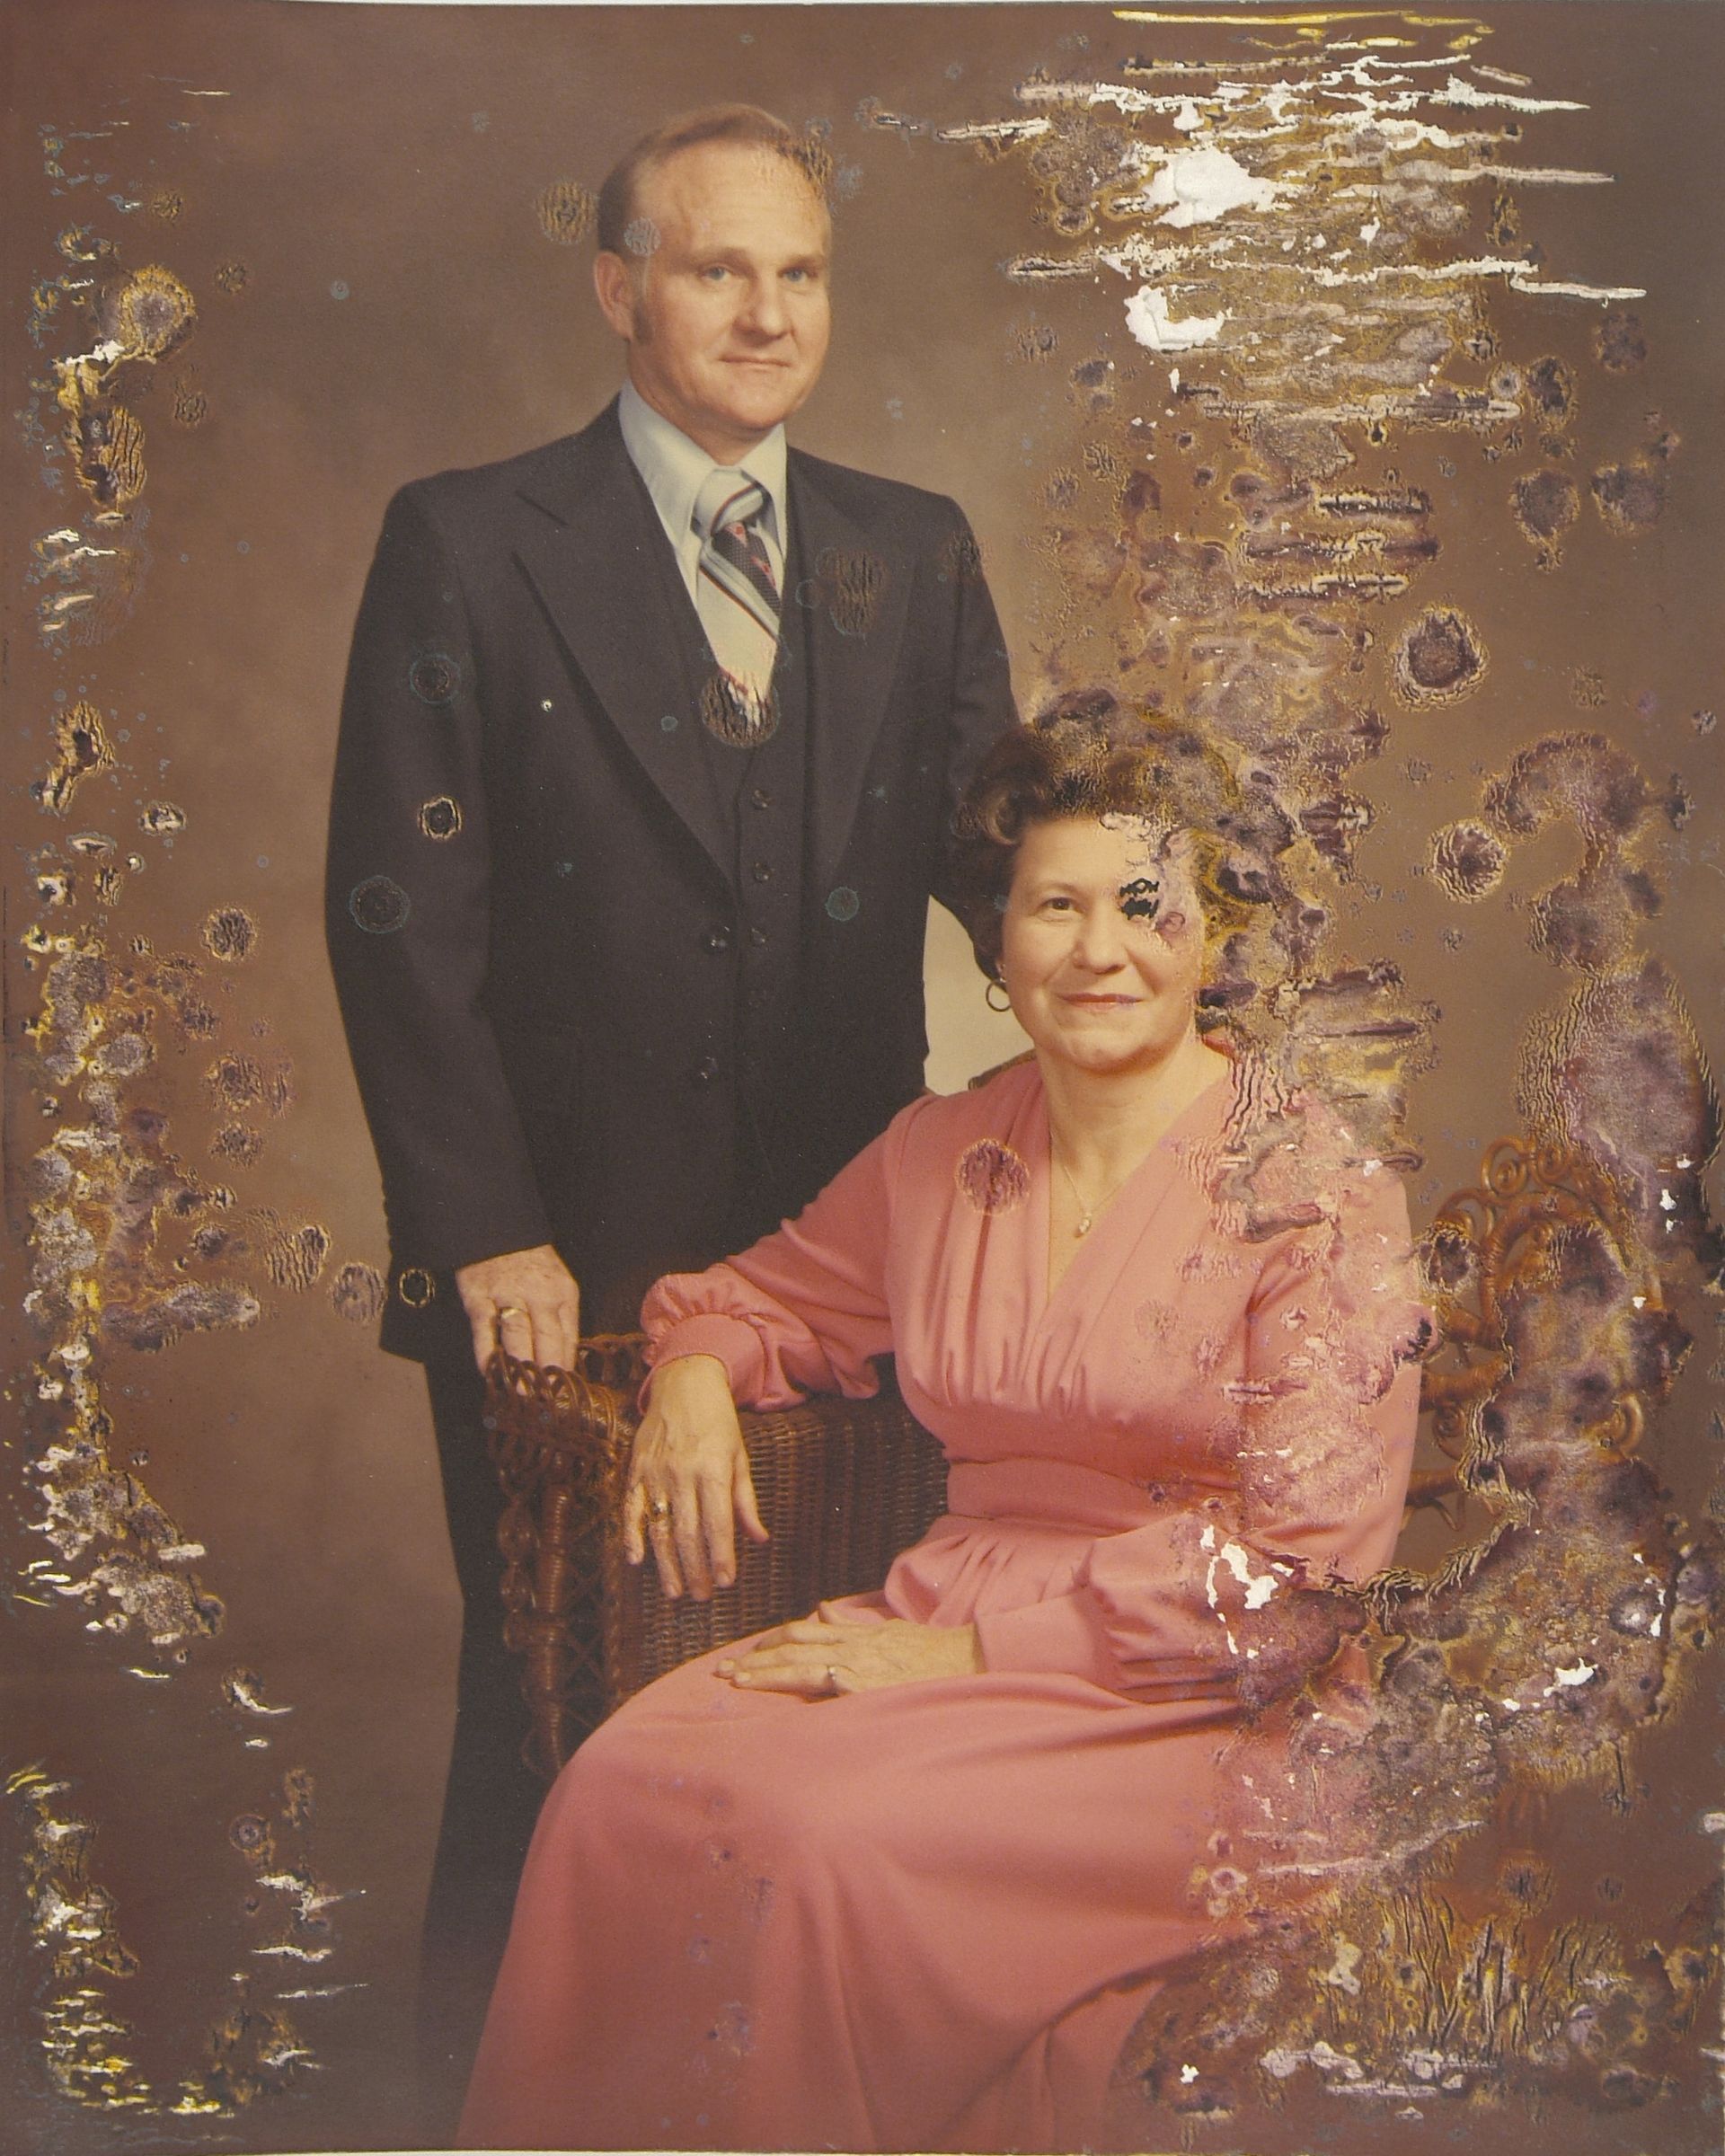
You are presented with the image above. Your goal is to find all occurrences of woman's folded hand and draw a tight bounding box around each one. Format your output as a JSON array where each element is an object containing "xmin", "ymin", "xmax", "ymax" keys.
[
  {"xmin": 719, "ymin": 1604, "xmax": 983, "ymax": 1696},
  {"xmin": 625, "ymin": 1354, "xmax": 768, "ymax": 1600}
]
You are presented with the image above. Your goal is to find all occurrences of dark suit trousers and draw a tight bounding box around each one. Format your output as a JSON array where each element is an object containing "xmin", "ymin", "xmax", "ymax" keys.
[{"xmin": 416, "ymin": 1359, "xmax": 546, "ymax": 2140}]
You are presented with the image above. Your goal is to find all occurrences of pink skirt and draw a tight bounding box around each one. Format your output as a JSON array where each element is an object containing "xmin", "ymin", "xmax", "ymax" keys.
[{"xmin": 460, "ymin": 1461, "xmax": 1245, "ymax": 2152}]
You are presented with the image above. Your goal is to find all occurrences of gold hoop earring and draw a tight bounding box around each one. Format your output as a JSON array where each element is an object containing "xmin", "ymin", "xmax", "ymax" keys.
[{"xmin": 985, "ymin": 977, "xmax": 1013, "ymax": 1014}]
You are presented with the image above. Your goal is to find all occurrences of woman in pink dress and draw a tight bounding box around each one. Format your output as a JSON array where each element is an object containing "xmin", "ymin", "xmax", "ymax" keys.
[{"xmin": 460, "ymin": 706, "xmax": 1426, "ymax": 2153}]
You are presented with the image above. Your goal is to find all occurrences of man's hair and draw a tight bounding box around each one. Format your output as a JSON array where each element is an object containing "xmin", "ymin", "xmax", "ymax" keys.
[{"xmin": 596, "ymin": 104, "xmax": 830, "ymax": 258}]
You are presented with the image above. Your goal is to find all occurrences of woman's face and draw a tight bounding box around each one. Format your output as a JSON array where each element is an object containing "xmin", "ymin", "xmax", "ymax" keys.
[{"xmin": 997, "ymin": 815, "xmax": 1207, "ymax": 1081}]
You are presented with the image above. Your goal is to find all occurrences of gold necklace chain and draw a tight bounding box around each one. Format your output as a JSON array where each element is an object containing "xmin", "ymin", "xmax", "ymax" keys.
[{"xmin": 1050, "ymin": 1145, "xmax": 1138, "ymax": 1238}]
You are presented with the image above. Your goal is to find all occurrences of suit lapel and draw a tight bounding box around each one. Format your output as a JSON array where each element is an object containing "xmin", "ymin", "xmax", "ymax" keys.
[
  {"xmin": 788, "ymin": 455, "xmax": 913, "ymax": 895},
  {"xmin": 514, "ymin": 406, "xmax": 734, "ymax": 883}
]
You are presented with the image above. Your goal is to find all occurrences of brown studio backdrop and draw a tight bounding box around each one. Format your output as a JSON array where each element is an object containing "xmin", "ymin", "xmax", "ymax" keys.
[{"xmin": 3, "ymin": 4, "xmax": 1722, "ymax": 2152}]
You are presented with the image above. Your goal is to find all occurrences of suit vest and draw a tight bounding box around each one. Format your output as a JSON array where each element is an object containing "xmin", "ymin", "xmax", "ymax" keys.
[{"xmin": 635, "ymin": 484, "xmax": 813, "ymax": 1242}]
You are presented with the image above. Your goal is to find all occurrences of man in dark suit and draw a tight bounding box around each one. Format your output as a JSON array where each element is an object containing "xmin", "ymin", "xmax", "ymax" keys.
[{"xmin": 326, "ymin": 104, "xmax": 1015, "ymax": 2125}]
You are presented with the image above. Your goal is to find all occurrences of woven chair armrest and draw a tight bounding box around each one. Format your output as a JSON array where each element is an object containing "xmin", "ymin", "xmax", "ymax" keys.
[
  {"xmin": 484, "ymin": 1337, "xmax": 947, "ymax": 1773},
  {"xmin": 606, "ymin": 1381, "xmax": 949, "ymax": 1702}
]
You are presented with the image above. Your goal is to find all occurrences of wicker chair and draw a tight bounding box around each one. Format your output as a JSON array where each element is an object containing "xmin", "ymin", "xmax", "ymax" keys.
[
  {"xmin": 484, "ymin": 1341, "xmax": 947, "ymax": 1780},
  {"xmin": 482, "ymin": 1132, "xmax": 1663, "ymax": 1780}
]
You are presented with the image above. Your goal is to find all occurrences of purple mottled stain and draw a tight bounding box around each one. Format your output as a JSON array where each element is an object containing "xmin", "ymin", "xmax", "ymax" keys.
[{"xmin": 956, "ymin": 1138, "xmax": 1030, "ymax": 1216}]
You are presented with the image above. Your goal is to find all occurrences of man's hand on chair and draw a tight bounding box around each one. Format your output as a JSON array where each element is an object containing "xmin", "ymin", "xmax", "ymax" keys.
[{"xmin": 455, "ymin": 1243, "xmax": 581, "ymax": 1376}]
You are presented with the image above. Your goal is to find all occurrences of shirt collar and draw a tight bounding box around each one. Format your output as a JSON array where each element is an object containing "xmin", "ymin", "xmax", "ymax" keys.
[{"xmin": 617, "ymin": 377, "xmax": 789, "ymax": 551}]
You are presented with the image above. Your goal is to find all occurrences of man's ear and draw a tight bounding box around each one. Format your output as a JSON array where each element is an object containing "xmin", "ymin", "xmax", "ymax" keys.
[{"xmin": 593, "ymin": 250, "xmax": 638, "ymax": 342}]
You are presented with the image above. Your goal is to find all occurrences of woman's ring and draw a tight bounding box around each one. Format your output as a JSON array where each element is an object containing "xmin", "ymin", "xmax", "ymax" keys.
[
  {"xmin": 495, "ymin": 1303, "xmax": 526, "ymax": 1321},
  {"xmin": 825, "ymin": 1665, "xmax": 840, "ymax": 1694},
  {"xmin": 649, "ymin": 1497, "xmax": 671, "ymax": 1520}
]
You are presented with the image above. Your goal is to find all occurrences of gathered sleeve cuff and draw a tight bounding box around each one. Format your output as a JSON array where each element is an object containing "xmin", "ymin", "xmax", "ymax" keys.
[
  {"xmin": 973, "ymin": 1590, "xmax": 1118, "ymax": 1691},
  {"xmin": 643, "ymin": 1312, "xmax": 769, "ymax": 1402}
]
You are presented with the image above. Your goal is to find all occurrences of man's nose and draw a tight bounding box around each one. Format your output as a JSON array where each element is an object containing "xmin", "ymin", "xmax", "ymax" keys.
[{"xmin": 738, "ymin": 277, "xmax": 791, "ymax": 338}]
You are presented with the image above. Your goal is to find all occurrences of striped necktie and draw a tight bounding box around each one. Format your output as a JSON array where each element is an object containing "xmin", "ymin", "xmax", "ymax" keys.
[{"xmin": 692, "ymin": 467, "xmax": 781, "ymax": 738}]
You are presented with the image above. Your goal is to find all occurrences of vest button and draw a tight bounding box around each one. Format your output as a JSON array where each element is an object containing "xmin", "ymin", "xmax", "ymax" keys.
[
  {"xmin": 694, "ymin": 1056, "xmax": 721, "ymax": 1085},
  {"xmin": 750, "ymin": 861, "xmax": 773, "ymax": 884},
  {"xmin": 749, "ymin": 786, "xmax": 774, "ymax": 810},
  {"xmin": 704, "ymin": 926, "xmax": 732, "ymax": 953},
  {"xmin": 748, "ymin": 927, "xmax": 770, "ymax": 949}
]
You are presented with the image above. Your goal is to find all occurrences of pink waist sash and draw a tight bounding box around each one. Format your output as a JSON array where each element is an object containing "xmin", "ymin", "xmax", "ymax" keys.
[{"xmin": 942, "ymin": 1456, "xmax": 1221, "ymax": 1539}]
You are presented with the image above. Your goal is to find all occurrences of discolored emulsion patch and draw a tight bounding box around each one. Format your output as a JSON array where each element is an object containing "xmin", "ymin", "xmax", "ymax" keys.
[
  {"xmin": 33, "ymin": 700, "xmax": 116, "ymax": 815},
  {"xmin": 203, "ymin": 906, "xmax": 258, "ymax": 963},
  {"xmin": 700, "ymin": 669, "xmax": 779, "ymax": 749},
  {"xmin": 1392, "ymin": 606, "xmax": 1488, "ymax": 707},
  {"xmin": 255, "ymin": 1214, "xmax": 332, "ymax": 1294},
  {"xmin": 1591, "ymin": 452, "xmax": 1668, "ymax": 534},
  {"xmin": 1520, "ymin": 959, "xmax": 1722, "ymax": 1264},
  {"xmin": 956, "ymin": 1137, "xmax": 1031, "ymax": 1216},
  {"xmin": 8, "ymin": 1764, "xmax": 153, "ymax": 2110},
  {"xmin": 419, "ymin": 794, "xmax": 463, "ymax": 841},
  {"xmin": 1510, "ymin": 468, "xmax": 1580, "ymax": 562},
  {"xmin": 168, "ymin": 1768, "xmax": 348, "ymax": 2116},
  {"xmin": 1429, "ymin": 819, "xmax": 1507, "ymax": 903},
  {"xmin": 348, "ymin": 874, "xmax": 410, "ymax": 934},
  {"xmin": 1140, "ymin": 1857, "xmax": 1719, "ymax": 2116},
  {"xmin": 1455, "ymin": 729, "xmax": 1690, "ymax": 981},
  {"xmin": 805, "ymin": 543, "xmax": 889, "ymax": 638},
  {"xmin": 49, "ymin": 264, "xmax": 197, "ymax": 525},
  {"xmin": 329, "ymin": 1260, "xmax": 387, "ymax": 1324},
  {"xmin": 535, "ymin": 179, "xmax": 596, "ymax": 247},
  {"xmin": 408, "ymin": 649, "xmax": 461, "ymax": 705},
  {"xmin": 1595, "ymin": 308, "xmax": 1648, "ymax": 372}
]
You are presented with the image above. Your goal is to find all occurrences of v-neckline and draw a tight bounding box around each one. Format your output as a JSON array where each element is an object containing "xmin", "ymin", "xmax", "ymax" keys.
[{"xmin": 1036, "ymin": 1054, "xmax": 1234, "ymax": 1313}]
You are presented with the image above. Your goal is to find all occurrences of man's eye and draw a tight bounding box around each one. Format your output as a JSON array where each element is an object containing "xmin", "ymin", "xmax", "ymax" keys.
[{"xmin": 699, "ymin": 265, "xmax": 731, "ymax": 282}]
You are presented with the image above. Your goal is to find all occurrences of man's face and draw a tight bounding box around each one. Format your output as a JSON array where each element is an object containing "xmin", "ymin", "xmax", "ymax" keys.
[{"xmin": 595, "ymin": 139, "xmax": 832, "ymax": 464}]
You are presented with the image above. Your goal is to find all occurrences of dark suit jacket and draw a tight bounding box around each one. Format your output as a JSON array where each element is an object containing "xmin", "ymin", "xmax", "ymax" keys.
[{"xmin": 326, "ymin": 401, "xmax": 1015, "ymax": 1359}]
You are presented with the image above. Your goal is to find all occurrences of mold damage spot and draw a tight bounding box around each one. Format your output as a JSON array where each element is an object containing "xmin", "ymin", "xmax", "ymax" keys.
[
  {"xmin": 32, "ymin": 700, "xmax": 117, "ymax": 815},
  {"xmin": 956, "ymin": 1137, "xmax": 1031, "ymax": 1215},
  {"xmin": 535, "ymin": 178, "xmax": 596, "ymax": 247},
  {"xmin": 1392, "ymin": 606, "xmax": 1488, "ymax": 706}
]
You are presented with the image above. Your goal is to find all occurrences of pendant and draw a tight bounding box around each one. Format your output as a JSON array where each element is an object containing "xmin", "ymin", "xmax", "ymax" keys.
[{"xmin": 1075, "ymin": 1215, "xmax": 1093, "ymax": 1237}]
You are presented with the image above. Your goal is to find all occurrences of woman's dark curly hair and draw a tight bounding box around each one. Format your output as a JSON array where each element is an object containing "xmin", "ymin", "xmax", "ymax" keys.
[{"xmin": 948, "ymin": 691, "xmax": 1256, "ymax": 980}]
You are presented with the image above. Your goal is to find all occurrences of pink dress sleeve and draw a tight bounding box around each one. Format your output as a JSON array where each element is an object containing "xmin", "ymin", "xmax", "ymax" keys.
[
  {"xmin": 975, "ymin": 1166, "xmax": 1428, "ymax": 1701},
  {"xmin": 640, "ymin": 1104, "xmax": 916, "ymax": 1409}
]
